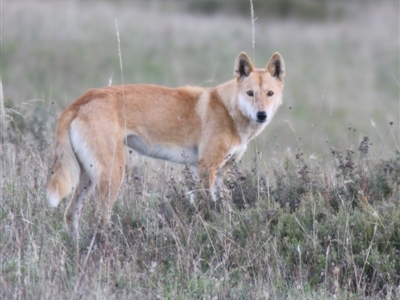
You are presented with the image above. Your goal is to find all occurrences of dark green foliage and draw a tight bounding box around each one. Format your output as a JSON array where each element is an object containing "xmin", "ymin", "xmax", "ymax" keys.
[{"xmin": 185, "ymin": 0, "xmax": 337, "ymax": 20}]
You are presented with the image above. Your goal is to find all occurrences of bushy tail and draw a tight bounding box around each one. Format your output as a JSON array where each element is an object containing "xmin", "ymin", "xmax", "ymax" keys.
[{"xmin": 47, "ymin": 109, "xmax": 80, "ymax": 207}]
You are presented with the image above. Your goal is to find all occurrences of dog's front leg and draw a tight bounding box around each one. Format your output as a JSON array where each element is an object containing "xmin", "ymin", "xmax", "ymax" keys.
[
  {"xmin": 197, "ymin": 138, "xmax": 235, "ymax": 200},
  {"xmin": 198, "ymin": 163, "xmax": 219, "ymax": 201}
]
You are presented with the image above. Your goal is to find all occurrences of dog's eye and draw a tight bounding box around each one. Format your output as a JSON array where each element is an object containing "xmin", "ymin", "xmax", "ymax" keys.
[
  {"xmin": 267, "ymin": 91, "xmax": 274, "ymax": 97},
  {"xmin": 247, "ymin": 91, "xmax": 254, "ymax": 97}
]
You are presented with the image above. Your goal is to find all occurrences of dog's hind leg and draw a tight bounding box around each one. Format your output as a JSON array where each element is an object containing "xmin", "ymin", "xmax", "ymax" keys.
[
  {"xmin": 64, "ymin": 171, "xmax": 94, "ymax": 239},
  {"xmin": 96, "ymin": 137, "xmax": 126, "ymax": 228}
]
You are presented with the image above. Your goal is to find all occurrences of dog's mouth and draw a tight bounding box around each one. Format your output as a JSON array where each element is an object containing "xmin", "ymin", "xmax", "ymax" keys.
[{"xmin": 247, "ymin": 114, "xmax": 267, "ymax": 124}]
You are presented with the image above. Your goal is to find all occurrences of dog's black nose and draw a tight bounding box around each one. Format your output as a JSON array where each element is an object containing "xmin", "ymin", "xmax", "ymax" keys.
[{"xmin": 256, "ymin": 111, "xmax": 267, "ymax": 122}]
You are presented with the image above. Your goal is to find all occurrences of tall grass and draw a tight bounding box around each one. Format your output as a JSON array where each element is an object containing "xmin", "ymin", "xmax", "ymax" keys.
[
  {"xmin": 1, "ymin": 0, "xmax": 399, "ymax": 299},
  {"xmin": 1, "ymin": 126, "xmax": 399, "ymax": 299}
]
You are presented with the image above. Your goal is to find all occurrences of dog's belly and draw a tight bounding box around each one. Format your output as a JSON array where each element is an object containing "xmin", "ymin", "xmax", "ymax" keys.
[{"xmin": 126, "ymin": 134, "xmax": 198, "ymax": 164}]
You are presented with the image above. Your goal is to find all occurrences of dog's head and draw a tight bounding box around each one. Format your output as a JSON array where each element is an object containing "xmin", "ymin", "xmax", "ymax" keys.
[{"xmin": 234, "ymin": 52, "xmax": 285, "ymax": 125}]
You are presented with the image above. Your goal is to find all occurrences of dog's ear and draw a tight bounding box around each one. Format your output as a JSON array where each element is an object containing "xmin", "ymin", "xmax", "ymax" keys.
[
  {"xmin": 234, "ymin": 52, "xmax": 254, "ymax": 82},
  {"xmin": 266, "ymin": 52, "xmax": 285, "ymax": 81}
]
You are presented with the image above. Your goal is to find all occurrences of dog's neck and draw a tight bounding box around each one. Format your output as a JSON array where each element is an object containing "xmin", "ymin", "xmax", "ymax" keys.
[{"xmin": 215, "ymin": 80, "xmax": 262, "ymax": 143}]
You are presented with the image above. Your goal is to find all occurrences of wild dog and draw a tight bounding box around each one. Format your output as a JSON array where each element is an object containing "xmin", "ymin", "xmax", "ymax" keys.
[{"xmin": 47, "ymin": 52, "xmax": 285, "ymax": 238}]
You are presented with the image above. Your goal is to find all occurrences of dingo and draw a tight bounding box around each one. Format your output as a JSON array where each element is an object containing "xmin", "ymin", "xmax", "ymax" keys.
[{"xmin": 47, "ymin": 52, "xmax": 285, "ymax": 238}]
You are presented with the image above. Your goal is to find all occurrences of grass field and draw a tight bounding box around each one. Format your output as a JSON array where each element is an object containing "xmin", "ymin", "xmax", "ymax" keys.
[{"xmin": 1, "ymin": 0, "xmax": 399, "ymax": 299}]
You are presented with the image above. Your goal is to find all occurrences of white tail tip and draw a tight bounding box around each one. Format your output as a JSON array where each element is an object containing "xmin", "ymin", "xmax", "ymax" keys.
[{"xmin": 47, "ymin": 190, "xmax": 60, "ymax": 207}]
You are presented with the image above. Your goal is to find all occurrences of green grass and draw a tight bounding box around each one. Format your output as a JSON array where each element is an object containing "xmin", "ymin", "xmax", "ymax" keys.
[{"xmin": 1, "ymin": 0, "xmax": 400, "ymax": 299}]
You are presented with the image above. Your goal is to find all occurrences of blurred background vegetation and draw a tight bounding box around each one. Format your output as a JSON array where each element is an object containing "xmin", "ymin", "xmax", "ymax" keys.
[
  {"xmin": 2, "ymin": 0, "xmax": 399, "ymax": 159},
  {"xmin": 185, "ymin": 0, "xmax": 341, "ymax": 20}
]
